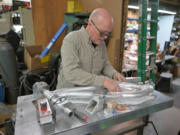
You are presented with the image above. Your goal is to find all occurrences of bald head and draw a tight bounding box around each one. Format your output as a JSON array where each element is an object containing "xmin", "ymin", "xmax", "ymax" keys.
[
  {"xmin": 89, "ymin": 8, "xmax": 113, "ymax": 27},
  {"xmin": 86, "ymin": 8, "xmax": 113, "ymax": 45}
]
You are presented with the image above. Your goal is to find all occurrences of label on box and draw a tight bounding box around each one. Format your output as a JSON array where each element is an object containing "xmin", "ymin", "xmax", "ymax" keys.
[{"xmin": 41, "ymin": 56, "xmax": 50, "ymax": 63}]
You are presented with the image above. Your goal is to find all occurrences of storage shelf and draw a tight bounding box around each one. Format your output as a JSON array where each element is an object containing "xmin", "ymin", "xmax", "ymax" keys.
[
  {"xmin": 125, "ymin": 39, "xmax": 133, "ymax": 42},
  {"xmin": 128, "ymin": 18, "xmax": 139, "ymax": 21},
  {"xmin": 126, "ymin": 28, "xmax": 150, "ymax": 32},
  {"xmin": 126, "ymin": 29, "xmax": 138, "ymax": 32}
]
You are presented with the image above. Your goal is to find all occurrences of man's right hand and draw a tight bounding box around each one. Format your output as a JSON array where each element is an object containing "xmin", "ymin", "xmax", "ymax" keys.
[{"xmin": 103, "ymin": 78, "xmax": 120, "ymax": 92}]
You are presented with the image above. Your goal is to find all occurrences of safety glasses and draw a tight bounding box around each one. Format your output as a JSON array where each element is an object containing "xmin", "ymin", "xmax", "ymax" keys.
[{"xmin": 91, "ymin": 20, "xmax": 111, "ymax": 37}]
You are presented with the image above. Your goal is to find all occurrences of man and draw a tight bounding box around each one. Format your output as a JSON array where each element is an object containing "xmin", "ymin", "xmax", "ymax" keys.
[{"xmin": 57, "ymin": 8, "xmax": 125, "ymax": 92}]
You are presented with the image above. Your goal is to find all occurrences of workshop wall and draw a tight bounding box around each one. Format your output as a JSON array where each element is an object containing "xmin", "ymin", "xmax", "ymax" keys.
[{"xmin": 31, "ymin": 0, "xmax": 67, "ymax": 49}]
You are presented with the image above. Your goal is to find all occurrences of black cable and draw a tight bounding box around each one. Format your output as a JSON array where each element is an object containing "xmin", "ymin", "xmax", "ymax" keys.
[
  {"xmin": 19, "ymin": 67, "xmax": 58, "ymax": 95},
  {"xmin": 19, "ymin": 76, "xmax": 24, "ymax": 96},
  {"xmin": 19, "ymin": 54, "xmax": 61, "ymax": 95},
  {"xmin": 148, "ymin": 121, "xmax": 159, "ymax": 135}
]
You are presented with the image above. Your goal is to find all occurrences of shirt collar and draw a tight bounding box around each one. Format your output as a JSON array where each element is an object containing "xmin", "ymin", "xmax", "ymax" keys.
[
  {"xmin": 80, "ymin": 26, "xmax": 105, "ymax": 48},
  {"xmin": 80, "ymin": 26, "xmax": 92, "ymax": 45}
]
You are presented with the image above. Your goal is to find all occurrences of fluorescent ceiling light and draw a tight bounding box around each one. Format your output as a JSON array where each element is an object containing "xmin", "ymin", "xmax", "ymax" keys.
[
  {"xmin": 128, "ymin": 5, "xmax": 139, "ymax": 10},
  {"xmin": 128, "ymin": 5, "xmax": 176, "ymax": 15},
  {"xmin": 158, "ymin": 9, "xmax": 176, "ymax": 15}
]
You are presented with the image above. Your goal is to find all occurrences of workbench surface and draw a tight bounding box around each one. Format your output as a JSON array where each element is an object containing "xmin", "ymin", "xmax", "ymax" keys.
[{"xmin": 15, "ymin": 90, "xmax": 173, "ymax": 135}]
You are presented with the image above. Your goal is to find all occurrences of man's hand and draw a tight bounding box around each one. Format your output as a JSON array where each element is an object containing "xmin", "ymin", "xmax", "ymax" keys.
[
  {"xmin": 113, "ymin": 72, "xmax": 126, "ymax": 82},
  {"xmin": 103, "ymin": 78, "xmax": 120, "ymax": 92}
]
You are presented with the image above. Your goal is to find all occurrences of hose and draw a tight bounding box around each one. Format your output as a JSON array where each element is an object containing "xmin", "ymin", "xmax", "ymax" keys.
[{"xmin": 19, "ymin": 67, "xmax": 58, "ymax": 95}]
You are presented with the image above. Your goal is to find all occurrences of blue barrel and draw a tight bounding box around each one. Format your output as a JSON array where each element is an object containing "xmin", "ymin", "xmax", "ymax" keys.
[{"xmin": 0, "ymin": 82, "xmax": 4, "ymax": 102}]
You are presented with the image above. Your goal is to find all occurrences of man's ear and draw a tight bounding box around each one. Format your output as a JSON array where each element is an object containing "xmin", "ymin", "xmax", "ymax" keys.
[{"xmin": 88, "ymin": 19, "xmax": 92, "ymax": 26}]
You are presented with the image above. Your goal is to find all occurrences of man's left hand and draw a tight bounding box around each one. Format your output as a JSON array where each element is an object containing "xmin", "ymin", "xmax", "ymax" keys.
[{"xmin": 113, "ymin": 72, "xmax": 126, "ymax": 82}]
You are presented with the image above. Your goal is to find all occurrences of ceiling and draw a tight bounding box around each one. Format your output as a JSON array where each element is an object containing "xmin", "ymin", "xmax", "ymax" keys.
[
  {"xmin": 129, "ymin": 0, "xmax": 180, "ymax": 7},
  {"xmin": 160, "ymin": 0, "xmax": 180, "ymax": 6},
  {"xmin": 128, "ymin": 0, "xmax": 180, "ymax": 12}
]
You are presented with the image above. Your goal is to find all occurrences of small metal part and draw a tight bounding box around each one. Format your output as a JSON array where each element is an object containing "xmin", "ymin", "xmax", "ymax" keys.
[
  {"xmin": 57, "ymin": 103, "xmax": 73, "ymax": 117},
  {"xmin": 33, "ymin": 82, "xmax": 73, "ymax": 117},
  {"xmin": 144, "ymin": 19, "xmax": 157, "ymax": 23},
  {"xmin": 37, "ymin": 98, "xmax": 53, "ymax": 125},
  {"xmin": 85, "ymin": 96, "xmax": 104, "ymax": 115},
  {"xmin": 125, "ymin": 77, "xmax": 142, "ymax": 84},
  {"xmin": 40, "ymin": 100, "xmax": 47, "ymax": 112},
  {"xmin": 107, "ymin": 100, "xmax": 118, "ymax": 110},
  {"xmin": 74, "ymin": 109, "xmax": 88, "ymax": 121},
  {"xmin": 33, "ymin": 82, "xmax": 49, "ymax": 99},
  {"xmin": 51, "ymin": 95, "xmax": 73, "ymax": 117},
  {"xmin": 103, "ymin": 108, "xmax": 113, "ymax": 116},
  {"xmin": 144, "ymin": 36, "xmax": 156, "ymax": 40},
  {"xmin": 37, "ymin": 98, "xmax": 55, "ymax": 134}
]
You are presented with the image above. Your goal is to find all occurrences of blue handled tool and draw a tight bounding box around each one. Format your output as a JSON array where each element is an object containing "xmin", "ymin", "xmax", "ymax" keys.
[{"xmin": 40, "ymin": 23, "xmax": 67, "ymax": 58}]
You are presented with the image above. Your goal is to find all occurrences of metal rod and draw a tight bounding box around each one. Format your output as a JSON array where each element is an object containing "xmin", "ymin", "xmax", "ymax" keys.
[{"xmin": 40, "ymin": 24, "xmax": 67, "ymax": 57}]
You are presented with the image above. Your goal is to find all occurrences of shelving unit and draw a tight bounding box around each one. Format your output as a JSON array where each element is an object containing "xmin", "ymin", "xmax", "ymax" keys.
[
  {"xmin": 123, "ymin": 9, "xmax": 151, "ymax": 73},
  {"xmin": 123, "ymin": 5, "xmax": 174, "ymax": 76},
  {"xmin": 170, "ymin": 13, "xmax": 180, "ymax": 47},
  {"xmin": 126, "ymin": 29, "xmax": 139, "ymax": 32},
  {"xmin": 137, "ymin": 0, "xmax": 158, "ymax": 83},
  {"xmin": 128, "ymin": 18, "xmax": 139, "ymax": 21},
  {"xmin": 123, "ymin": 10, "xmax": 139, "ymax": 72}
]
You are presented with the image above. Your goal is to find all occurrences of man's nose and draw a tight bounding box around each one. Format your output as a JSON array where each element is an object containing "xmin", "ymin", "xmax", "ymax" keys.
[{"xmin": 102, "ymin": 35, "xmax": 108, "ymax": 39}]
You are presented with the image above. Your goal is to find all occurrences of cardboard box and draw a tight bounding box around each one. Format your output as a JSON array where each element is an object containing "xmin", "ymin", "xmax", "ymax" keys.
[{"xmin": 24, "ymin": 45, "xmax": 60, "ymax": 70}]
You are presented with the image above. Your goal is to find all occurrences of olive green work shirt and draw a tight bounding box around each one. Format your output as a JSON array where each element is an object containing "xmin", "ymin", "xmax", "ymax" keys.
[{"xmin": 57, "ymin": 26, "xmax": 117, "ymax": 89}]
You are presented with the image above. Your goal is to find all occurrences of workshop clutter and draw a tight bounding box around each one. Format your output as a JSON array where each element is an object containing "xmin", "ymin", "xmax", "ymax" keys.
[
  {"xmin": 128, "ymin": 10, "xmax": 138, "ymax": 18},
  {"xmin": 24, "ymin": 45, "xmax": 60, "ymax": 70},
  {"xmin": 21, "ymin": 45, "xmax": 61, "ymax": 95},
  {"xmin": 31, "ymin": 80, "xmax": 155, "ymax": 134},
  {"xmin": 0, "ymin": 103, "xmax": 15, "ymax": 135},
  {"xmin": 20, "ymin": 53, "xmax": 61, "ymax": 95},
  {"xmin": 123, "ymin": 41, "xmax": 161, "ymax": 72}
]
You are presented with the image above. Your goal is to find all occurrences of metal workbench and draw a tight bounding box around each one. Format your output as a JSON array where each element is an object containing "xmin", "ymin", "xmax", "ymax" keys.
[
  {"xmin": 15, "ymin": 90, "xmax": 173, "ymax": 135},
  {"xmin": 156, "ymin": 55, "xmax": 175, "ymax": 64}
]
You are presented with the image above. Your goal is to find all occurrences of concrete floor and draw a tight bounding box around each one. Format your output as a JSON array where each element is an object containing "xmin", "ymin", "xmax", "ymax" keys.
[{"xmin": 144, "ymin": 78, "xmax": 180, "ymax": 135}]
